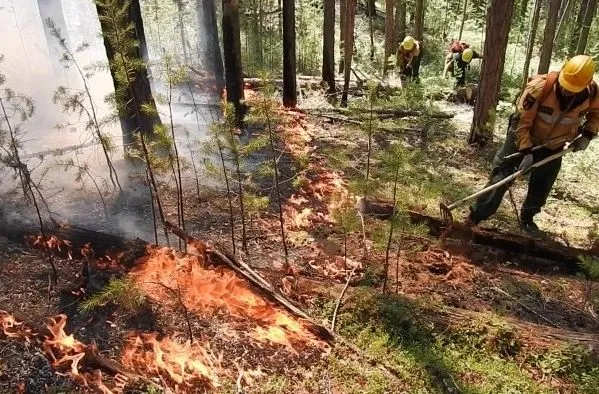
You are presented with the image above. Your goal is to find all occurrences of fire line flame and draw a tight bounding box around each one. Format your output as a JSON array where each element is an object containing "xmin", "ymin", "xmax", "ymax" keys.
[
  {"xmin": 1, "ymin": 311, "xmax": 114, "ymax": 393},
  {"xmin": 1, "ymin": 311, "xmax": 34, "ymax": 342},
  {"xmin": 121, "ymin": 333, "xmax": 221, "ymax": 391},
  {"xmin": 130, "ymin": 246, "xmax": 325, "ymax": 353},
  {"xmin": 26, "ymin": 234, "xmax": 73, "ymax": 259}
]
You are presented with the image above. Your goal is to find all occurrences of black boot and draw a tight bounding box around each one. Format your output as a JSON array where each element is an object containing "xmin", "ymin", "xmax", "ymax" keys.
[
  {"xmin": 465, "ymin": 207, "xmax": 480, "ymax": 227},
  {"xmin": 520, "ymin": 219, "xmax": 541, "ymax": 237}
]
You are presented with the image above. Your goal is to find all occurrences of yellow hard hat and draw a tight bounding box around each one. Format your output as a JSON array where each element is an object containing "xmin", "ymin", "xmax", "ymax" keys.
[
  {"xmin": 402, "ymin": 36, "xmax": 415, "ymax": 51},
  {"xmin": 558, "ymin": 55, "xmax": 596, "ymax": 93},
  {"xmin": 462, "ymin": 48, "xmax": 474, "ymax": 63}
]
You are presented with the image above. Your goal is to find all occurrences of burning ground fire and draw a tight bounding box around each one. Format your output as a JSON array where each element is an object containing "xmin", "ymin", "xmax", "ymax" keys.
[
  {"xmin": 1, "ymin": 240, "xmax": 327, "ymax": 392},
  {"xmin": 130, "ymin": 245, "xmax": 327, "ymax": 354},
  {"xmin": 26, "ymin": 234, "xmax": 74, "ymax": 259},
  {"xmin": 2, "ymin": 309, "xmax": 237, "ymax": 392}
]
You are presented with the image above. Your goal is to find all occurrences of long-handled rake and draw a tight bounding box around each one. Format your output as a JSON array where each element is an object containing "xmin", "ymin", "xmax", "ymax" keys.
[{"xmin": 439, "ymin": 143, "xmax": 577, "ymax": 224}]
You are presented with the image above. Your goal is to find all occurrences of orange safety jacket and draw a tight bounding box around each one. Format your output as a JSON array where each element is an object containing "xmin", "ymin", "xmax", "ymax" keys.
[
  {"xmin": 397, "ymin": 41, "xmax": 421, "ymax": 68},
  {"xmin": 514, "ymin": 72, "xmax": 599, "ymax": 151}
]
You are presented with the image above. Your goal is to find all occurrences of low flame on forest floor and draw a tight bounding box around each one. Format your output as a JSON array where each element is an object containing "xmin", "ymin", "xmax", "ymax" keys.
[
  {"xmin": 1, "ymin": 311, "xmax": 114, "ymax": 393},
  {"xmin": 130, "ymin": 245, "xmax": 325, "ymax": 354},
  {"xmin": 26, "ymin": 234, "xmax": 73, "ymax": 259},
  {"xmin": 1, "ymin": 310, "xmax": 224, "ymax": 393},
  {"xmin": 122, "ymin": 333, "xmax": 221, "ymax": 391}
]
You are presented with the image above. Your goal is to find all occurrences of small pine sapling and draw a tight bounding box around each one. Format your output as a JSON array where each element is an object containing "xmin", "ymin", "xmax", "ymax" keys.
[
  {"xmin": 0, "ymin": 64, "xmax": 58, "ymax": 283},
  {"xmin": 364, "ymin": 81, "xmax": 379, "ymax": 191},
  {"xmin": 219, "ymin": 100, "xmax": 250, "ymax": 254},
  {"xmin": 48, "ymin": 19, "xmax": 122, "ymax": 192},
  {"xmin": 184, "ymin": 79, "xmax": 210, "ymax": 205},
  {"xmin": 578, "ymin": 255, "xmax": 599, "ymax": 317},
  {"xmin": 246, "ymin": 79, "xmax": 289, "ymax": 263},
  {"xmin": 156, "ymin": 54, "xmax": 189, "ymax": 250},
  {"xmin": 332, "ymin": 195, "xmax": 360, "ymax": 269},
  {"xmin": 96, "ymin": 0, "xmax": 169, "ymax": 245},
  {"xmin": 80, "ymin": 277, "xmax": 145, "ymax": 312},
  {"xmin": 203, "ymin": 107, "xmax": 238, "ymax": 254},
  {"xmin": 45, "ymin": 155, "xmax": 109, "ymax": 219},
  {"xmin": 379, "ymin": 144, "xmax": 409, "ymax": 294},
  {"xmin": 185, "ymin": 129, "xmax": 202, "ymax": 204}
]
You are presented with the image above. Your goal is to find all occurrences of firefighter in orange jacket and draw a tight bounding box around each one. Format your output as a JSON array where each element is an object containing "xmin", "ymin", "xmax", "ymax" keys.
[
  {"xmin": 397, "ymin": 36, "xmax": 422, "ymax": 81},
  {"xmin": 468, "ymin": 55, "xmax": 599, "ymax": 235}
]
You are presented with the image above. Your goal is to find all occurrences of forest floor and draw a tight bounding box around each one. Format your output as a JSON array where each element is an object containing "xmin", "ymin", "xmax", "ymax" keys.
[{"xmin": 1, "ymin": 81, "xmax": 599, "ymax": 393}]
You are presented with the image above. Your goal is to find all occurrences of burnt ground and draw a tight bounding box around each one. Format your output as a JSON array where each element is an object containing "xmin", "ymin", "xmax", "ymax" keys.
[{"xmin": 1, "ymin": 90, "xmax": 599, "ymax": 393}]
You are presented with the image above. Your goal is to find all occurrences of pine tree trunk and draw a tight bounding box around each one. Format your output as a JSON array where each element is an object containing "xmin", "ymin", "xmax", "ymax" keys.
[
  {"xmin": 199, "ymin": 0, "xmax": 225, "ymax": 89},
  {"xmin": 175, "ymin": 0, "xmax": 190, "ymax": 64},
  {"xmin": 458, "ymin": 0, "xmax": 468, "ymax": 40},
  {"xmin": 282, "ymin": 0, "xmax": 297, "ymax": 108},
  {"xmin": 394, "ymin": 0, "xmax": 406, "ymax": 48},
  {"xmin": 469, "ymin": 0, "xmax": 515, "ymax": 146},
  {"xmin": 339, "ymin": 0, "xmax": 346, "ymax": 74},
  {"xmin": 384, "ymin": 0, "xmax": 395, "ymax": 74},
  {"xmin": 96, "ymin": 0, "xmax": 161, "ymax": 146},
  {"xmin": 537, "ymin": 0, "xmax": 561, "ymax": 74},
  {"xmin": 576, "ymin": 0, "xmax": 598, "ymax": 54},
  {"xmin": 367, "ymin": 0, "xmax": 376, "ymax": 16},
  {"xmin": 341, "ymin": 0, "xmax": 357, "ymax": 107},
  {"xmin": 522, "ymin": 0, "xmax": 541, "ymax": 85},
  {"xmin": 414, "ymin": 0, "xmax": 424, "ymax": 41},
  {"xmin": 222, "ymin": 0, "xmax": 244, "ymax": 112},
  {"xmin": 322, "ymin": 0, "xmax": 336, "ymax": 92},
  {"xmin": 569, "ymin": 0, "xmax": 589, "ymax": 55}
]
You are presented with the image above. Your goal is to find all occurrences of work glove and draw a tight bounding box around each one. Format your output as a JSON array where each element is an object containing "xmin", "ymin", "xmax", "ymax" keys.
[
  {"xmin": 571, "ymin": 130, "xmax": 594, "ymax": 152},
  {"xmin": 518, "ymin": 153, "xmax": 534, "ymax": 172}
]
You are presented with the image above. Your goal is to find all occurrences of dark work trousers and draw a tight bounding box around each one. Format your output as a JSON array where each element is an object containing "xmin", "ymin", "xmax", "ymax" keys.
[
  {"xmin": 400, "ymin": 53, "xmax": 422, "ymax": 82},
  {"xmin": 469, "ymin": 121, "xmax": 563, "ymax": 223}
]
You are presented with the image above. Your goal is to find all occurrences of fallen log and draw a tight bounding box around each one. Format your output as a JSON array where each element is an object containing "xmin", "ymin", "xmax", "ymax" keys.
[
  {"xmin": 0, "ymin": 311, "xmax": 143, "ymax": 383},
  {"xmin": 163, "ymin": 224, "xmax": 419, "ymax": 381},
  {"xmin": 243, "ymin": 77, "xmax": 359, "ymax": 91},
  {"xmin": 164, "ymin": 221, "xmax": 335, "ymax": 342},
  {"xmin": 332, "ymin": 107, "xmax": 455, "ymax": 119},
  {"xmin": 428, "ymin": 306, "xmax": 599, "ymax": 352},
  {"xmin": 308, "ymin": 112, "xmax": 363, "ymax": 125},
  {"xmin": 0, "ymin": 213, "xmax": 127, "ymax": 257},
  {"xmin": 408, "ymin": 210, "xmax": 596, "ymax": 272}
]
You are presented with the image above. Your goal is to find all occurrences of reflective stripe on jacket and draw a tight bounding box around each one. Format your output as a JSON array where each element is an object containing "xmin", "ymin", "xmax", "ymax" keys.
[{"xmin": 514, "ymin": 74, "xmax": 599, "ymax": 151}]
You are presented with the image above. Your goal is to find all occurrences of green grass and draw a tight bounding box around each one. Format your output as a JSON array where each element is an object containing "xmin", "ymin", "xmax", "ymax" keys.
[{"xmin": 239, "ymin": 288, "xmax": 598, "ymax": 393}]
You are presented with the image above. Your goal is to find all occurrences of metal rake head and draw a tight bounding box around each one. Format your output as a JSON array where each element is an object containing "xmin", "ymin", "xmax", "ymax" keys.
[{"xmin": 439, "ymin": 202, "xmax": 454, "ymax": 225}]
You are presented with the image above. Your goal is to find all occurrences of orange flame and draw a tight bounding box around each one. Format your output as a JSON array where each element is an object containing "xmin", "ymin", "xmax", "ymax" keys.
[
  {"xmin": 42, "ymin": 315, "xmax": 102, "ymax": 390},
  {"xmin": 121, "ymin": 333, "xmax": 220, "ymax": 391},
  {"xmin": 130, "ymin": 246, "xmax": 325, "ymax": 353},
  {"xmin": 1, "ymin": 311, "xmax": 114, "ymax": 393},
  {"xmin": 26, "ymin": 234, "xmax": 73, "ymax": 259},
  {"xmin": 0, "ymin": 311, "xmax": 34, "ymax": 342}
]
